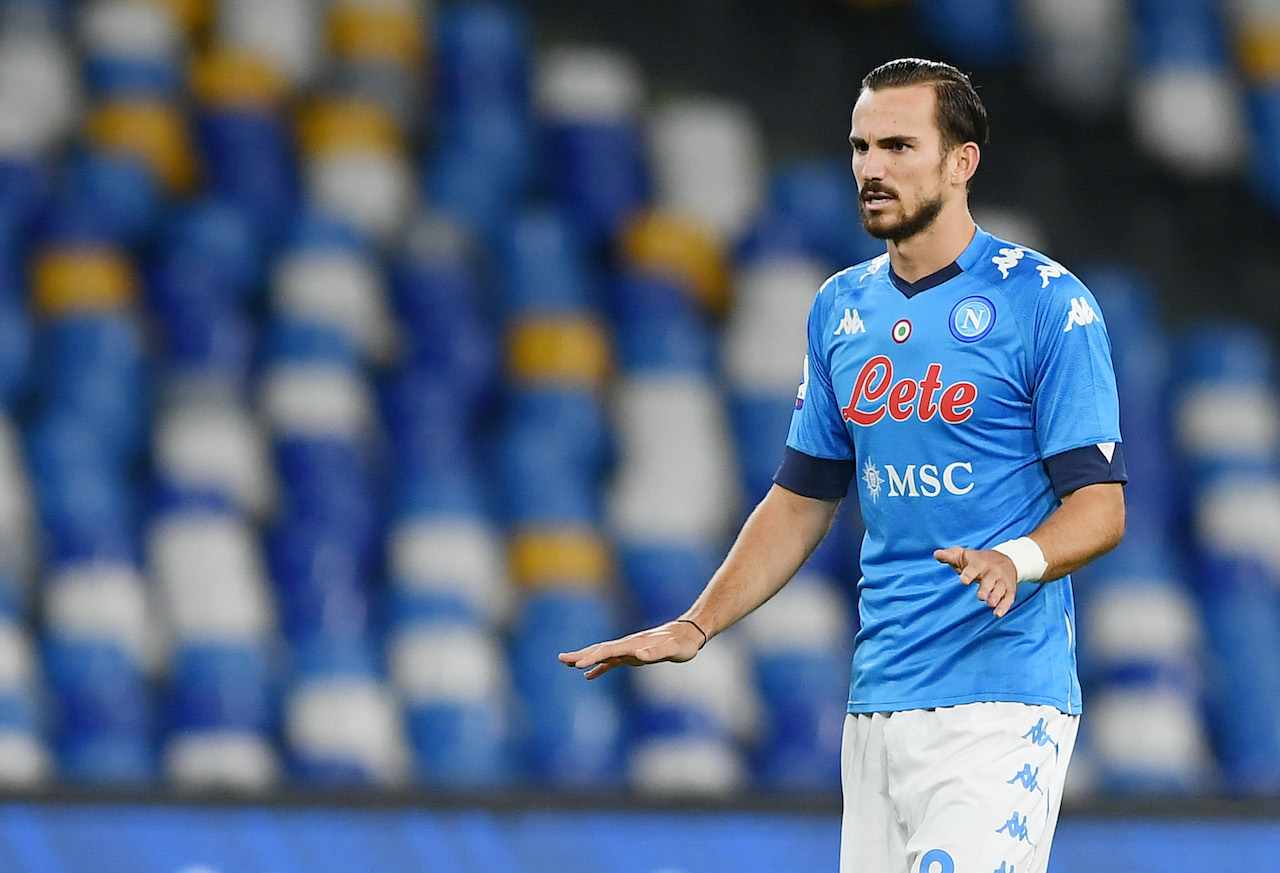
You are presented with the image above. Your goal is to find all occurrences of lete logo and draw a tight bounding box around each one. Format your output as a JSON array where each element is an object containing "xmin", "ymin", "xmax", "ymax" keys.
[{"xmin": 841, "ymin": 355, "xmax": 978, "ymax": 426}]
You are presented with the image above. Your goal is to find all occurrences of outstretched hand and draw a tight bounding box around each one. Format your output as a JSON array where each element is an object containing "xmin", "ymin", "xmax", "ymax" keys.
[
  {"xmin": 558, "ymin": 620, "xmax": 705, "ymax": 680},
  {"xmin": 934, "ymin": 546, "xmax": 1019, "ymax": 618}
]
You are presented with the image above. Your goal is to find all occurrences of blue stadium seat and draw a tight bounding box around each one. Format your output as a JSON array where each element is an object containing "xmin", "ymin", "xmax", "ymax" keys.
[
  {"xmin": 617, "ymin": 542, "xmax": 720, "ymax": 628},
  {"xmin": 389, "ymin": 623, "xmax": 512, "ymax": 788},
  {"xmin": 1133, "ymin": 0, "xmax": 1229, "ymax": 70},
  {"xmin": 37, "ymin": 313, "xmax": 149, "ymax": 457},
  {"xmin": 434, "ymin": 2, "xmax": 530, "ymax": 118},
  {"xmin": 261, "ymin": 317, "xmax": 359, "ymax": 370},
  {"xmin": 285, "ymin": 636, "xmax": 409, "ymax": 786},
  {"xmin": 511, "ymin": 589, "xmax": 623, "ymax": 786},
  {"xmin": 66, "ymin": 151, "xmax": 159, "ymax": 245},
  {"xmin": 1249, "ymin": 86, "xmax": 1280, "ymax": 213},
  {"xmin": 195, "ymin": 110, "xmax": 298, "ymax": 240},
  {"xmin": 501, "ymin": 208, "xmax": 594, "ymax": 314},
  {"xmin": 915, "ymin": 0, "xmax": 1022, "ymax": 66},
  {"xmin": 150, "ymin": 199, "xmax": 261, "ymax": 315},
  {"xmin": 729, "ymin": 394, "xmax": 796, "ymax": 506},
  {"xmin": 760, "ymin": 160, "xmax": 882, "ymax": 268},
  {"xmin": 391, "ymin": 216, "xmax": 498, "ymax": 401},
  {"xmin": 754, "ymin": 650, "xmax": 846, "ymax": 790},
  {"xmin": 80, "ymin": 0, "xmax": 181, "ymax": 98},
  {"xmin": 611, "ymin": 273, "xmax": 716, "ymax": 375},
  {"xmin": 543, "ymin": 118, "xmax": 647, "ymax": 244},
  {"xmin": 167, "ymin": 641, "xmax": 274, "ymax": 734},
  {"xmin": 268, "ymin": 519, "xmax": 371, "ymax": 645},
  {"xmin": 1196, "ymin": 555, "xmax": 1280, "ymax": 791},
  {"xmin": 43, "ymin": 636, "xmax": 154, "ymax": 783},
  {"xmin": 0, "ymin": 296, "xmax": 30, "ymax": 404}
]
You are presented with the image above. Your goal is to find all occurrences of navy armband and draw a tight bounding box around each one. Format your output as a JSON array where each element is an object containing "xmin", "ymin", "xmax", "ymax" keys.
[
  {"xmin": 1043, "ymin": 442, "xmax": 1128, "ymax": 498},
  {"xmin": 773, "ymin": 446, "xmax": 854, "ymax": 500}
]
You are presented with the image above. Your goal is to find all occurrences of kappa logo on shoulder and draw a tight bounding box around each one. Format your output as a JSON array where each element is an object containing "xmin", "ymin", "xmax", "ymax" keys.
[
  {"xmin": 1063, "ymin": 296, "xmax": 1098, "ymax": 332},
  {"xmin": 859, "ymin": 254, "xmax": 888, "ymax": 284},
  {"xmin": 992, "ymin": 247, "xmax": 1025, "ymax": 279},
  {"xmin": 834, "ymin": 308, "xmax": 866, "ymax": 336}
]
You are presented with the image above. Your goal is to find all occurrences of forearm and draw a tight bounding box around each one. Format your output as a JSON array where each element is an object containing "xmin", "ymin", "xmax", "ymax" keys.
[
  {"xmin": 1028, "ymin": 482, "xmax": 1125, "ymax": 580},
  {"xmin": 681, "ymin": 484, "xmax": 840, "ymax": 640}
]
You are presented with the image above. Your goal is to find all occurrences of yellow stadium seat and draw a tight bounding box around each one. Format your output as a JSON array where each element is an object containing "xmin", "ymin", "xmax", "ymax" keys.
[
  {"xmin": 32, "ymin": 248, "xmax": 137, "ymax": 317},
  {"xmin": 330, "ymin": 2, "xmax": 425, "ymax": 68},
  {"xmin": 145, "ymin": 0, "xmax": 212, "ymax": 39},
  {"xmin": 510, "ymin": 528, "xmax": 612, "ymax": 588},
  {"xmin": 620, "ymin": 211, "xmax": 731, "ymax": 316},
  {"xmin": 1241, "ymin": 28, "xmax": 1280, "ymax": 81},
  {"xmin": 507, "ymin": 317, "xmax": 611, "ymax": 388},
  {"xmin": 86, "ymin": 101, "xmax": 197, "ymax": 194},
  {"xmin": 298, "ymin": 98, "xmax": 403, "ymax": 157},
  {"xmin": 191, "ymin": 48, "xmax": 288, "ymax": 108}
]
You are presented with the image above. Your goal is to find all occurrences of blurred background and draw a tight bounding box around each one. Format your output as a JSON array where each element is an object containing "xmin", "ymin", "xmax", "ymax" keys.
[{"xmin": 0, "ymin": 0, "xmax": 1278, "ymax": 869}]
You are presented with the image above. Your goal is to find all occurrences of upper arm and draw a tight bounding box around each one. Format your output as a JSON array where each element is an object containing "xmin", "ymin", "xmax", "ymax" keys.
[
  {"xmin": 1029, "ymin": 275, "xmax": 1122, "ymax": 459},
  {"xmin": 785, "ymin": 282, "xmax": 855, "ymax": 463}
]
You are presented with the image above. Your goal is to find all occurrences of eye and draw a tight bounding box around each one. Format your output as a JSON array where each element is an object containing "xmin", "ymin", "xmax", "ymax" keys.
[
  {"xmin": 852, "ymin": 142, "xmax": 868, "ymax": 154},
  {"xmin": 891, "ymin": 142, "xmax": 909, "ymax": 152}
]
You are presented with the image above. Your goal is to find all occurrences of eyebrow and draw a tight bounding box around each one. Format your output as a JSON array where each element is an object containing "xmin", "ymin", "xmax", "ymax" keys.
[{"xmin": 849, "ymin": 135, "xmax": 920, "ymax": 148}]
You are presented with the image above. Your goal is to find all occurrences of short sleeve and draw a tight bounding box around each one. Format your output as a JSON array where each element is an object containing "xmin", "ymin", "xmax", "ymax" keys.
[
  {"xmin": 1030, "ymin": 276, "xmax": 1123, "ymax": 459},
  {"xmin": 785, "ymin": 288, "xmax": 854, "ymax": 462}
]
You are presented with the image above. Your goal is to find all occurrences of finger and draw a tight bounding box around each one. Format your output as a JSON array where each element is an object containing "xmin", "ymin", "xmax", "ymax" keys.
[
  {"xmin": 563, "ymin": 642, "xmax": 623, "ymax": 669},
  {"xmin": 959, "ymin": 564, "xmax": 982, "ymax": 586},
  {"xmin": 994, "ymin": 584, "xmax": 1017, "ymax": 618},
  {"xmin": 934, "ymin": 547, "xmax": 964, "ymax": 570},
  {"xmin": 584, "ymin": 661, "xmax": 617, "ymax": 680},
  {"xmin": 977, "ymin": 572, "xmax": 999, "ymax": 604}
]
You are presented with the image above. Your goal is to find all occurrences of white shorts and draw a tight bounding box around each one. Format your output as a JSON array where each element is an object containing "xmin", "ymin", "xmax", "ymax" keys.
[{"xmin": 839, "ymin": 702, "xmax": 1079, "ymax": 873}]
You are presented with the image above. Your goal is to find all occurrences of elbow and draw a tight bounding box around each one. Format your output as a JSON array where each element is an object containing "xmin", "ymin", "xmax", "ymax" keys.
[{"xmin": 1105, "ymin": 492, "xmax": 1126, "ymax": 553}]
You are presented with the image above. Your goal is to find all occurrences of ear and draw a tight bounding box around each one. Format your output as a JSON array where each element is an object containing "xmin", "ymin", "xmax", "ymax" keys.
[{"xmin": 951, "ymin": 142, "xmax": 980, "ymax": 187}]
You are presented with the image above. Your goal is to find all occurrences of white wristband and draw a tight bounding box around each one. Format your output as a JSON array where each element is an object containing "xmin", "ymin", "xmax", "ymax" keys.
[{"xmin": 992, "ymin": 537, "xmax": 1048, "ymax": 583}]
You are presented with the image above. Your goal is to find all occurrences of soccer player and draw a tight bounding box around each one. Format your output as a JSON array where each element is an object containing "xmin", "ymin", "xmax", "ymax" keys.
[{"xmin": 559, "ymin": 58, "xmax": 1126, "ymax": 873}]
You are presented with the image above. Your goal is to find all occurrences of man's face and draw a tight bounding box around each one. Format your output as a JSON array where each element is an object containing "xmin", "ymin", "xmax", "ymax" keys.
[{"xmin": 850, "ymin": 84, "xmax": 951, "ymax": 242}]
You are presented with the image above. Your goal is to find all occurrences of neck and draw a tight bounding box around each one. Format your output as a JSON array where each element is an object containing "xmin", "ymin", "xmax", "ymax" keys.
[{"xmin": 886, "ymin": 203, "xmax": 977, "ymax": 283}]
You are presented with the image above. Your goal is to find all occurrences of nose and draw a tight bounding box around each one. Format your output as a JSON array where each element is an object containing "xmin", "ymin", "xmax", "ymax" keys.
[{"xmin": 860, "ymin": 148, "xmax": 887, "ymax": 184}]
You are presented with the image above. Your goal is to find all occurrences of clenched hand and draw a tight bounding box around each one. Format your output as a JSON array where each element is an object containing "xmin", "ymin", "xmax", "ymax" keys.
[
  {"xmin": 934, "ymin": 546, "xmax": 1020, "ymax": 618},
  {"xmin": 558, "ymin": 620, "xmax": 705, "ymax": 680}
]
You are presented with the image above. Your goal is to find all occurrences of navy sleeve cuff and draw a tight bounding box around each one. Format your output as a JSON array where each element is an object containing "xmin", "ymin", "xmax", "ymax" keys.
[
  {"xmin": 773, "ymin": 446, "xmax": 854, "ymax": 500},
  {"xmin": 1043, "ymin": 442, "xmax": 1128, "ymax": 498}
]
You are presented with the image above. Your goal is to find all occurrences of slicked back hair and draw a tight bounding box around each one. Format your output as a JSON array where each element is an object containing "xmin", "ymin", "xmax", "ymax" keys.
[{"xmin": 861, "ymin": 58, "xmax": 989, "ymax": 154}]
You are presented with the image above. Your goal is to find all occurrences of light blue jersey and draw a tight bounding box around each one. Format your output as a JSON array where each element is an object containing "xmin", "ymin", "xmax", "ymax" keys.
[{"xmin": 783, "ymin": 226, "xmax": 1123, "ymax": 714}]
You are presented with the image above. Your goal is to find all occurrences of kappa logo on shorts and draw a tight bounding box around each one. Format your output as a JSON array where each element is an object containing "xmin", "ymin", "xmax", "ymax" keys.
[
  {"xmin": 995, "ymin": 811, "xmax": 1032, "ymax": 844},
  {"xmin": 1022, "ymin": 718, "xmax": 1059, "ymax": 757},
  {"xmin": 1006, "ymin": 764, "xmax": 1042, "ymax": 793}
]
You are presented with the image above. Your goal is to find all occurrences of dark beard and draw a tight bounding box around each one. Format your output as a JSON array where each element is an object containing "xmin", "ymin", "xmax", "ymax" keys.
[{"xmin": 859, "ymin": 192, "xmax": 945, "ymax": 242}]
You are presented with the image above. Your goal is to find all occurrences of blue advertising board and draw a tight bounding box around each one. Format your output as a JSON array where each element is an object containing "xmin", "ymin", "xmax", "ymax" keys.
[{"xmin": 0, "ymin": 803, "xmax": 1275, "ymax": 872}]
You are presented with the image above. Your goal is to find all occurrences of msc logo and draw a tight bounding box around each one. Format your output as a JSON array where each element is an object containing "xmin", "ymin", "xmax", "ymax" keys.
[
  {"xmin": 1063, "ymin": 296, "xmax": 1098, "ymax": 332},
  {"xmin": 841, "ymin": 355, "xmax": 978, "ymax": 426},
  {"xmin": 860, "ymin": 458, "xmax": 974, "ymax": 502},
  {"xmin": 949, "ymin": 295, "xmax": 995, "ymax": 342}
]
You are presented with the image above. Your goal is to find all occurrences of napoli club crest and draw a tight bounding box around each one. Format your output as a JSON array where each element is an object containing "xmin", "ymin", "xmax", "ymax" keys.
[{"xmin": 949, "ymin": 296, "xmax": 995, "ymax": 342}]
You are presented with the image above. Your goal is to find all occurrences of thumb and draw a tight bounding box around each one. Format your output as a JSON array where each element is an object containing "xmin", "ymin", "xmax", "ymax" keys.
[{"xmin": 934, "ymin": 546, "xmax": 965, "ymax": 570}]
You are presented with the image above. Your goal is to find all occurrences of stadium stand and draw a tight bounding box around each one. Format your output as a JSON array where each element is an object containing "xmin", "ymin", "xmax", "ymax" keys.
[{"xmin": 0, "ymin": 0, "xmax": 1274, "ymax": 800}]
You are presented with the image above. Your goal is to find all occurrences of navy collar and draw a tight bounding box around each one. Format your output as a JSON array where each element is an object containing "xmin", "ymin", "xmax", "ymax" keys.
[
  {"xmin": 885, "ymin": 226, "xmax": 990, "ymax": 299},
  {"xmin": 889, "ymin": 261, "xmax": 961, "ymax": 298}
]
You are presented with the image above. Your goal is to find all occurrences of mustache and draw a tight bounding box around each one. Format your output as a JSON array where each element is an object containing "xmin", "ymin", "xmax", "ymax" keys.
[{"xmin": 860, "ymin": 183, "xmax": 897, "ymax": 200}]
